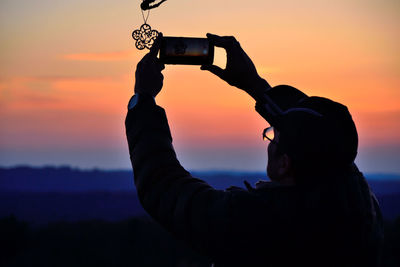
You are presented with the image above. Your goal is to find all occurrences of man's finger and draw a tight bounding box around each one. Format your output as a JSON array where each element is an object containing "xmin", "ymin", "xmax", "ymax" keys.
[
  {"xmin": 201, "ymin": 64, "xmax": 225, "ymax": 79},
  {"xmin": 149, "ymin": 32, "xmax": 163, "ymax": 57},
  {"xmin": 244, "ymin": 180, "xmax": 255, "ymax": 191},
  {"xmin": 206, "ymin": 33, "xmax": 237, "ymax": 49}
]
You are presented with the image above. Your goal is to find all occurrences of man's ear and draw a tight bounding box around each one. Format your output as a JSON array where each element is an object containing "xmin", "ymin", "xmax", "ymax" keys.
[{"xmin": 277, "ymin": 153, "xmax": 292, "ymax": 177}]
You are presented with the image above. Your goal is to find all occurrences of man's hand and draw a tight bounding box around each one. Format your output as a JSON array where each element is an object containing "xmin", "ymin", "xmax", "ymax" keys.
[
  {"xmin": 201, "ymin": 33, "xmax": 270, "ymax": 101},
  {"xmin": 135, "ymin": 33, "xmax": 165, "ymax": 98}
]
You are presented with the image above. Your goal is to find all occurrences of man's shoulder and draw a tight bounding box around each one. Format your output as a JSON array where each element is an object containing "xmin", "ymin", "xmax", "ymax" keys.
[{"xmin": 225, "ymin": 181, "xmax": 300, "ymax": 219}]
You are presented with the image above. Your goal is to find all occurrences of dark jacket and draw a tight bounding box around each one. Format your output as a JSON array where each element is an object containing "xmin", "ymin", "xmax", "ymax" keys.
[{"xmin": 125, "ymin": 96, "xmax": 383, "ymax": 267}]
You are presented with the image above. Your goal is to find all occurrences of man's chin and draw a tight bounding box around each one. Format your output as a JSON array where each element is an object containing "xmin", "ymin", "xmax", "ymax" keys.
[{"xmin": 267, "ymin": 168, "xmax": 277, "ymax": 182}]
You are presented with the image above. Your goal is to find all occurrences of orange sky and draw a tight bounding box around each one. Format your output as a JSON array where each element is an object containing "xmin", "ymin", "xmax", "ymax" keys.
[{"xmin": 0, "ymin": 0, "xmax": 399, "ymax": 172}]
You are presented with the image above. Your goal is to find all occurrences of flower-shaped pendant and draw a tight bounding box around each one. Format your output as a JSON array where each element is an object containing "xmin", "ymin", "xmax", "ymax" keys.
[{"xmin": 132, "ymin": 24, "xmax": 159, "ymax": 50}]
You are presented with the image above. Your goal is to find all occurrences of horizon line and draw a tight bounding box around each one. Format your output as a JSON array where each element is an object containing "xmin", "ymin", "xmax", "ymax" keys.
[{"xmin": 1, "ymin": 164, "xmax": 400, "ymax": 178}]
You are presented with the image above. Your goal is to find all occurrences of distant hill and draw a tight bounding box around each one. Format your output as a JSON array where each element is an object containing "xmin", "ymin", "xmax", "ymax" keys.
[
  {"xmin": 0, "ymin": 166, "xmax": 135, "ymax": 192},
  {"xmin": 1, "ymin": 166, "xmax": 400, "ymax": 193},
  {"xmin": 0, "ymin": 166, "xmax": 399, "ymax": 224}
]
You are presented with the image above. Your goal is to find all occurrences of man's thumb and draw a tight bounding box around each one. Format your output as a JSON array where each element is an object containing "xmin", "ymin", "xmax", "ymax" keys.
[{"xmin": 200, "ymin": 64, "xmax": 225, "ymax": 79}]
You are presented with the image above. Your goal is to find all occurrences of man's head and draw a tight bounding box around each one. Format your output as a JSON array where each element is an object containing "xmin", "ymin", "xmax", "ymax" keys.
[{"xmin": 260, "ymin": 86, "xmax": 358, "ymax": 184}]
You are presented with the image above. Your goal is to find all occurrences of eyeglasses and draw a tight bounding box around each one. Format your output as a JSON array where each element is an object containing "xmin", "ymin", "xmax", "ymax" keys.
[{"xmin": 262, "ymin": 127, "xmax": 275, "ymax": 142}]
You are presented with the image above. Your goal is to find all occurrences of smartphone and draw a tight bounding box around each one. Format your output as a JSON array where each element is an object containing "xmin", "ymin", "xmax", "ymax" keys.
[{"xmin": 159, "ymin": 37, "xmax": 214, "ymax": 65}]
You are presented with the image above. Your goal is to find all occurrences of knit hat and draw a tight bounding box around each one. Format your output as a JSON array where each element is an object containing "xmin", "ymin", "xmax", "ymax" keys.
[{"xmin": 256, "ymin": 85, "xmax": 358, "ymax": 177}]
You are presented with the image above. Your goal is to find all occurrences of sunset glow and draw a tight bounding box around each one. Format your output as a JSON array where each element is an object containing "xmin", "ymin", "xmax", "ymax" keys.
[{"xmin": 0, "ymin": 0, "xmax": 399, "ymax": 172}]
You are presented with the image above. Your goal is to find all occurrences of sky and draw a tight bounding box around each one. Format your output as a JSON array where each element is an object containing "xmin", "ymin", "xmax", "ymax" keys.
[{"xmin": 0, "ymin": 0, "xmax": 399, "ymax": 173}]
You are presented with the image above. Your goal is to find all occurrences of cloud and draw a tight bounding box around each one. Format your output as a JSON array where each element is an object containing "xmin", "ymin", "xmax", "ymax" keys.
[
  {"xmin": 0, "ymin": 74, "xmax": 130, "ymax": 114},
  {"xmin": 62, "ymin": 50, "xmax": 136, "ymax": 61}
]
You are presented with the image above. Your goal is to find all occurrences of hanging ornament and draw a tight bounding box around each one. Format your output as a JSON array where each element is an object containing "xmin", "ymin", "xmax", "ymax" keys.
[
  {"xmin": 132, "ymin": 23, "xmax": 158, "ymax": 50},
  {"xmin": 132, "ymin": 0, "xmax": 167, "ymax": 50}
]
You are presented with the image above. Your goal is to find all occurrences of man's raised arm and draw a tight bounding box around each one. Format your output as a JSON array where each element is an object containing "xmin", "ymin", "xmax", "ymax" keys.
[
  {"xmin": 125, "ymin": 35, "xmax": 246, "ymax": 262},
  {"xmin": 200, "ymin": 33, "xmax": 311, "ymax": 123}
]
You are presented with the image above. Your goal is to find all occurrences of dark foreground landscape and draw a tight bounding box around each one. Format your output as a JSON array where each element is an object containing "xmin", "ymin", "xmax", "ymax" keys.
[{"xmin": 1, "ymin": 166, "xmax": 400, "ymax": 266}]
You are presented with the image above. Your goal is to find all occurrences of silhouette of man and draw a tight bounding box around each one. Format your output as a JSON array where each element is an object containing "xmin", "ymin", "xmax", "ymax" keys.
[{"xmin": 125, "ymin": 33, "xmax": 383, "ymax": 266}]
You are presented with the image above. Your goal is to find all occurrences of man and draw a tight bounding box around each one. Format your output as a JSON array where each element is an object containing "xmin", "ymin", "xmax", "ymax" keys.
[{"xmin": 125, "ymin": 33, "xmax": 383, "ymax": 266}]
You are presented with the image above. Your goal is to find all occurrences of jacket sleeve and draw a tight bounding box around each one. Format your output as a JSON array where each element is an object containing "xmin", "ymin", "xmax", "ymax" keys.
[
  {"xmin": 125, "ymin": 99, "xmax": 259, "ymax": 260},
  {"xmin": 255, "ymin": 85, "xmax": 308, "ymax": 126}
]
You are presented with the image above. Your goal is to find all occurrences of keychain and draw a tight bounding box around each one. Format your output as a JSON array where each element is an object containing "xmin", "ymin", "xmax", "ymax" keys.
[{"xmin": 132, "ymin": 0, "xmax": 167, "ymax": 50}]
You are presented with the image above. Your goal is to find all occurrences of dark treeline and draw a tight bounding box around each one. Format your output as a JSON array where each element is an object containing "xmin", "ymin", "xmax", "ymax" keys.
[
  {"xmin": 1, "ymin": 215, "xmax": 400, "ymax": 267},
  {"xmin": 0, "ymin": 215, "xmax": 211, "ymax": 267}
]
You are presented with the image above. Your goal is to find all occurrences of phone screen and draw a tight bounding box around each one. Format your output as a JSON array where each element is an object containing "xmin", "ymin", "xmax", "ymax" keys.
[{"xmin": 159, "ymin": 37, "xmax": 214, "ymax": 65}]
